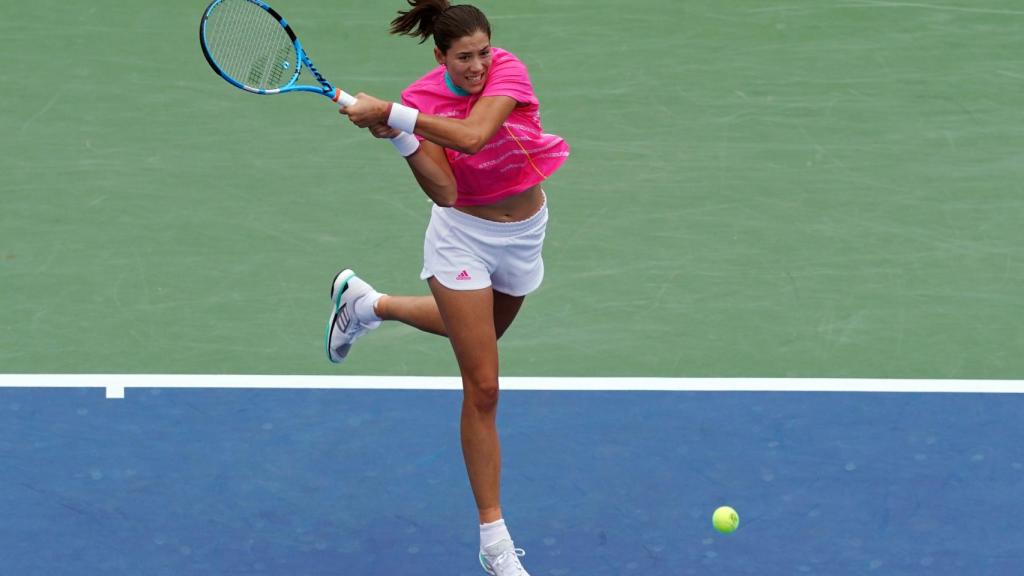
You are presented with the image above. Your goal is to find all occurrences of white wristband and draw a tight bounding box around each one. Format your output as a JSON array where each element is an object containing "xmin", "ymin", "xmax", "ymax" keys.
[
  {"xmin": 390, "ymin": 131, "xmax": 420, "ymax": 157},
  {"xmin": 387, "ymin": 103, "xmax": 419, "ymax": 134}
]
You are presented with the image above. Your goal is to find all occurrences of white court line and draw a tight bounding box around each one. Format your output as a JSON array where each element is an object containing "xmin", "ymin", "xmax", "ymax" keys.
[{"xmin": 0, "ymin": 375, "xmax": 1023, "ymax": 399}]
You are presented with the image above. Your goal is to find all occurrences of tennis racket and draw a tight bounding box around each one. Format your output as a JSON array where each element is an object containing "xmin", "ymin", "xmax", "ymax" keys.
[{"xmin": 199, "ymin": 0, "xmax": 359, "ymax": 110}]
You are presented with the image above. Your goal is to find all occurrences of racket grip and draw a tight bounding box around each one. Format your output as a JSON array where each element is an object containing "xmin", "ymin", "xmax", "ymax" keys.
[
  {"xmin": 332, "ymin": 89, "xmax": 357, "ymax": 107},
  {"xmin": 332, "ymin": 88, "xmax": 414, "ymax": 154}
]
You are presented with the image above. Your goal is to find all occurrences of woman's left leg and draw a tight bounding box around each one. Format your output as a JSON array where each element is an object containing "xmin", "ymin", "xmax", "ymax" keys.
[{"xmin": 375, "ymin": 289, "xmax": 525, "ymax": 340}]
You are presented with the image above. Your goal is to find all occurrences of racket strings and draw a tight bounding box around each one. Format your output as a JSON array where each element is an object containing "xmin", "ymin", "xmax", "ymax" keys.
[{"xmin": 204, "ymin": 0, "xmax": 297, "ymax": 91}]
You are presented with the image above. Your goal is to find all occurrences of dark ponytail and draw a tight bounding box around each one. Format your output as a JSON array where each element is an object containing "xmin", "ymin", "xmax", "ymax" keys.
[{"xmin": 390, "ymin": 0, "xmax": 491, "ymax": 53}]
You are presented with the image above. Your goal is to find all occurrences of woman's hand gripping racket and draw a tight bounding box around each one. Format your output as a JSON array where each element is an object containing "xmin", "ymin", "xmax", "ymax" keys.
[{"xmin": 199, "ymin": 0, "xmax": 418, "ymax": 155}]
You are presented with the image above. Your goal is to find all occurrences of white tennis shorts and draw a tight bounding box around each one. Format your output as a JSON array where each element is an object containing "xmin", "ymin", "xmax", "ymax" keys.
[{"xmin": 420, "ymin": 197, "xmax": 548, "ymax": 296}]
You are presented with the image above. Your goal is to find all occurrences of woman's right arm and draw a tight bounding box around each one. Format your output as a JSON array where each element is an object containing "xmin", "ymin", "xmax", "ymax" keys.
[
  {"xmin": 369, "ymin": 123, "xmax": 457, "ymax": 207},
  {"xmin": 406, "ymin": 141, "xmax": 457, "ymax": 207}
]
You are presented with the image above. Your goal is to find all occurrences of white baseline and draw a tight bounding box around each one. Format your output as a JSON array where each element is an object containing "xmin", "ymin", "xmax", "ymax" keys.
[{"xmin": 0, "ymin": 374, "xmax": 1023, "ymax": 399}]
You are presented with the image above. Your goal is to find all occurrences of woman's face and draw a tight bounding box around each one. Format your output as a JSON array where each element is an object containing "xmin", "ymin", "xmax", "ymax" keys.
[{"xmin": 435, "ymin": 30, "xmax": 492, "ymax": 95}]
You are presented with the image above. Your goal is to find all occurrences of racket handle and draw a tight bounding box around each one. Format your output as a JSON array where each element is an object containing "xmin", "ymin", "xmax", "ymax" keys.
[
  {"xmin": 332, "ymin": 88, "xmax": 416, "ymax": 155},
  {"xmin": 332, "ymin": 88, "xmax": 357, "ymax": 107}
]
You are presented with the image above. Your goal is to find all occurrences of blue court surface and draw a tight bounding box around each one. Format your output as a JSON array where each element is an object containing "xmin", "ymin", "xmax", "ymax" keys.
[{"xmin": 3, "ymin": 384, "xmax": 1023, "ymax": 575}]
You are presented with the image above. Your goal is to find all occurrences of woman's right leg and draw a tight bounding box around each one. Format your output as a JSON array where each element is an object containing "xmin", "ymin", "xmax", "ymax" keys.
[
  {"xmin": 425, "ymin": 278, "xmax": 533, "ymax": 575},
  {"xmin": 425, "ymin": 278, "xmax": 504, "ymax": 524}
]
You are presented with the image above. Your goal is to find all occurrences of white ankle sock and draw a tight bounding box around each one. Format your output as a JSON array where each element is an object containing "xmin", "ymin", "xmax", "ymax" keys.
[
  {"xmin": 355, "ymin": 291, "xmax": 384, "ymax": 323},
  {"xmin": 480, "ymin": 518, "xmax": 511, "ymax": 549}
]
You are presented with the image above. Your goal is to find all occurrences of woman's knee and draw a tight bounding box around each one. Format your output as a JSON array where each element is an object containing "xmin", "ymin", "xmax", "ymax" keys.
[{"xmin": 463, "ymin": 372, "xmax": 500, "ymax": 411}]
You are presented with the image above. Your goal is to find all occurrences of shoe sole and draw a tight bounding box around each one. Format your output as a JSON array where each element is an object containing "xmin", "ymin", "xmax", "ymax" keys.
[{"xmin": 324, "ymin": 269, "xmax": 356, "ymax": 364}]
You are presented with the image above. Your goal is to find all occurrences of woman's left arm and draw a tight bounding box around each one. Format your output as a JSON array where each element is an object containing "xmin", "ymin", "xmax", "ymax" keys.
[{"xmin": 341, "ymin": 94, "xmax": 517, "ymax": 155}]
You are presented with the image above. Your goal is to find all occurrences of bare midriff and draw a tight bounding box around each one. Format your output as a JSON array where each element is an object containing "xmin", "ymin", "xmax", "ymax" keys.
[{"xmin": 454, "ymin": 184, "xmax": 544, "ymax": 223}]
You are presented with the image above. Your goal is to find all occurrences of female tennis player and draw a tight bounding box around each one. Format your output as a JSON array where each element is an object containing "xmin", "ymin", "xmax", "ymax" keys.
[{"xmin": 326, "ymin": 1, "xmax": 568, "ymax": 574}]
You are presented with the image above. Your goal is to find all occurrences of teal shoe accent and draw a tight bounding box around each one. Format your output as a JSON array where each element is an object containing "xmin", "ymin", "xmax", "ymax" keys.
[
  {"xmin": 324, "ymin": 269, "xmax": 356, "ymax": 363},
  {"xmin": 479, "ymin": 551, "xmax": 495, "ymax": 575}
]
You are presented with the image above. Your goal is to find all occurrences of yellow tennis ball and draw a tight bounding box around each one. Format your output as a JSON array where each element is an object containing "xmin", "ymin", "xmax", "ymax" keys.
[{"xmin": 712, "ymin": 506, "xmax": 739, "ymax": 534}]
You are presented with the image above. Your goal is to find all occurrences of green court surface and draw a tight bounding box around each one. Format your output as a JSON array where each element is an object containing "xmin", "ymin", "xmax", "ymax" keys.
[{"xmin": 2, "ymin": 0, "xmax": 1022, "ymax": 377}]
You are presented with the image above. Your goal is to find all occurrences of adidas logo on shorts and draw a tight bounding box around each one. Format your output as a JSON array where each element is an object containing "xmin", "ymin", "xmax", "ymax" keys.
[{"xmin": 455, "ymin": 270, "xmax": 472, "ymax": 281}]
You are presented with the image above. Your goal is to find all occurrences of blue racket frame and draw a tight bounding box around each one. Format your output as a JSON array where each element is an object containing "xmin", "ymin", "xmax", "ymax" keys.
[{"xmin": 199, "ymin": 0, "xmax": 339, "ymax": 99}]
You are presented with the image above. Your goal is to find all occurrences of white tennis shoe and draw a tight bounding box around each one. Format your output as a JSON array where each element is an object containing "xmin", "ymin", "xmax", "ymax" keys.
[
  {"xmin": 324, "ymin": 269, "xmax": 381, "ymax": 363},
  {"xmin": 479, "ymin": 539, "xmax": 530, "ymax": 576}
]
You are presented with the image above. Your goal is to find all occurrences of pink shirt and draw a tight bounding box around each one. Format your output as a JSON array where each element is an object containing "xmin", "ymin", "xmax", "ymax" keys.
[{"xmin": 401, "ymin": 48, "xmax": 570, "ymax": 206}]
